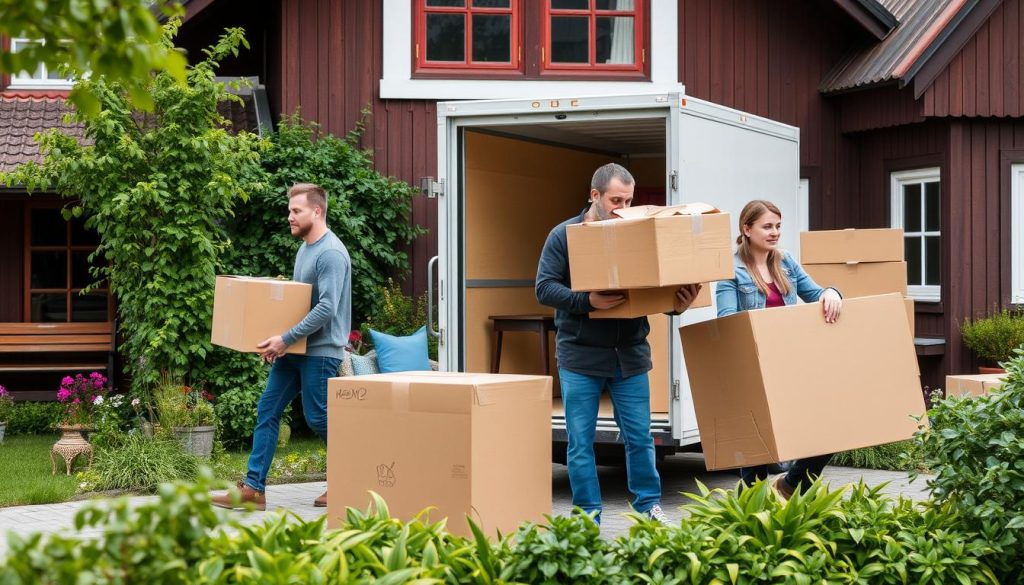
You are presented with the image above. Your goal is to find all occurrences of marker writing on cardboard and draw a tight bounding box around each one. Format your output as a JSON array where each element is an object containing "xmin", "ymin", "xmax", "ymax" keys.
[
  {"xmin": 335, "ymin": 387, "xmax": 367, "ymax": 400},
  {"xmin": 377, "ymin": 462, "xmax": 396, "ymax": 487}
]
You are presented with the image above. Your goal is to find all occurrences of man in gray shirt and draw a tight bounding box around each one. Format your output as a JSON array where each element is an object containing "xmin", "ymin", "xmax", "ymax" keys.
[{"xmin": 213, "ymin": 182, "xmax": 351, "ymax": 511}]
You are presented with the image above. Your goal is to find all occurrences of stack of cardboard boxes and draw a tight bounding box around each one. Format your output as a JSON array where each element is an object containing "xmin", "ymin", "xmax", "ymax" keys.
[
  {"xmin": 944, "ymin": 373, "xmax": 1008, "ymax": 397},
  {"xmin": 566, "ymin": 204, "xmax": 733, "ymax": 317},
  {"xmin": 799, "ymin": 229, "xmax": 915, "ymax": 335}
]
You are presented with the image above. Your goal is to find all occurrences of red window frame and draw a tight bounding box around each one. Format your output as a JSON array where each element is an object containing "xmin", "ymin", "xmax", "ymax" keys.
[
  {"xmin": 414, "ymin": 0, "xmax": 522, "ymax": 75},
  {"xmin": 411, "ymin": 0, "xmax": 649, "ymax": 80},
  {"xmin": 542, "ymin": 0, "xmax": 646, "ymax": 76}
]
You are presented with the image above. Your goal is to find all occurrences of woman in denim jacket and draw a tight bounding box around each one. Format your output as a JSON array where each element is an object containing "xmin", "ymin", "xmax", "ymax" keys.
[{"xmin": 715, "ymin": 199, "xmax": 843, "ymax": 499}]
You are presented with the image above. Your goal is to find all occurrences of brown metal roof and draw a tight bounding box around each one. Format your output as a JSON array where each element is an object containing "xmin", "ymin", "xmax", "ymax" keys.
[
  {"xmin": 0, "ymin": 91, "xmax": 262, "ymax": 175},
  {"xmin": 820, "ymin": 0, "xmax": 969, "ymax": 93}
]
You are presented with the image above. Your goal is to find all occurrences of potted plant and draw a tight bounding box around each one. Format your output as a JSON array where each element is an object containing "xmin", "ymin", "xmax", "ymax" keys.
[
  {"xmin": 153, "ymin": 374, "xmax": 217, "ymax": 457},
  {"xmin": 51, "ymin": 372, "xmax": 109, "ymax": 474},
  {"xmin": 960, "ymin": 307, "xmax": 1024, "ymax": 373},
  {"xmin": 0, "ymin": 385, "xmax": 13, "ymax": 443}
]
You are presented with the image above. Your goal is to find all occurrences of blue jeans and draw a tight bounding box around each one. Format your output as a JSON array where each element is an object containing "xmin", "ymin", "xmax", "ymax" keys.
[
  {"xmin": 740, "ymin": 454, "xmax": 833, "ymax": 492},
  {"xmin": 559, "ymin": 366, "xmax": 661, "ymax": 519},
  {"xmin": 244, "ymin": 354, "xmax": 341, "ymax": 492}
]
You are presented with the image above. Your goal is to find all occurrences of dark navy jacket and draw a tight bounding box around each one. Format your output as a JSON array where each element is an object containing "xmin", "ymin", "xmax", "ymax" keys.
[{"xmin": 535, "ymin": 211, "xmax": 652, "ymax": 378}]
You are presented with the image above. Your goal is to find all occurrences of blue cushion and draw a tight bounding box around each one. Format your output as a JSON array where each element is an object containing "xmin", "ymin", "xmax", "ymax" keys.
[
  {"xmin": 370, "ymin": 327, "xmax": 433, "ymax": 373},
  {"xmin": 349, "ymin": 353, "xmax": 379, "ymax": 376}
]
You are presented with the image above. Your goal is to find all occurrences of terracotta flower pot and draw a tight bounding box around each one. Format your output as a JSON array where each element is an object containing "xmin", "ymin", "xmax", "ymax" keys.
[{"xmin": 978, "ymin": 366, "xmax": 1007, "ymax": 374}]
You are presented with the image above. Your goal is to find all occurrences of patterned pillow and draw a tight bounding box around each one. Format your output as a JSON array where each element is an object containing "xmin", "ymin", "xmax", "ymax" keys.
[{"xmin": 349, "ymin": 352, "xmax": 379, "ymax": 376}]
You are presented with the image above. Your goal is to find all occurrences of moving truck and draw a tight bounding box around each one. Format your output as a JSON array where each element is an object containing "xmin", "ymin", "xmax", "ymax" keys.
[{"xmin": 425, "ymin": 88, "xmax": 801, "ymax": 459}]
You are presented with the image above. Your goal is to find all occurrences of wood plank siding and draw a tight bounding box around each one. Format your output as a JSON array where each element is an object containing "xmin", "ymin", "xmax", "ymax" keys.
[
  {"xmin": 274, "ymin": 0, "xmax": 438, "ymax": 297},
  {"xmin": 0, "ymin": 200, "xmax": 23, "ymax": 322},
  {"xmin": 923, "ymin": 0, "xmax": 1024, "ymax": 117}
]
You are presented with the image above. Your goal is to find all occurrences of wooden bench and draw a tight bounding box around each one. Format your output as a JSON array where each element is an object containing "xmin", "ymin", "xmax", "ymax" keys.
[{"xmin": 0, "ymin": 322, "xmax": 116, "ymax": 393}]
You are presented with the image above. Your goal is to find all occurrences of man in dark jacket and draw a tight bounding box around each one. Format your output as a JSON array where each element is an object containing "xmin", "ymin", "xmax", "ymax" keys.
[{"xmin": 536, "ymin": 162, "xmax": 701, "ymax": 525}]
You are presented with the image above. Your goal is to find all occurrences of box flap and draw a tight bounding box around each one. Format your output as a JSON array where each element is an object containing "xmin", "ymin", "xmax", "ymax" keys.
[
  {"xmin": 800, "ymin": 229, "xmax": 905, "ymax": 264},
  {"xmin": 613, "ymin": 202, "xmax": 720, "ymax": 219}
]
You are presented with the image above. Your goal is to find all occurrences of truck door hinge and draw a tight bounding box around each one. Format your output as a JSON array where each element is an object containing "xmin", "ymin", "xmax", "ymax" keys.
[
  {"xmin": 670, "ymin": 171, "xmax": 679, "ymax": 192},
  {"xmin": 672, "ymin": 380, "xmax": 680, "ymax": 400},
  {"xmin": 420, "ymin": 177, "xmax": 445, "ymax": 198}
]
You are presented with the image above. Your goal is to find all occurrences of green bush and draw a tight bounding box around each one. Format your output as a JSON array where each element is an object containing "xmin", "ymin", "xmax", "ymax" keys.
[
  {"xmin": 361, "ymin": 278, "xmax": 439, "ymax": 360},
  {"xmin": 214, "ymin": 385, "xmax": 261, "ymax": 451},
  {"xmin": 960, "ymin": 306, "xmax": 1024, "ymax": 365},
  {"xmin": 4, "ymin": 401, "xmax": 64, "ymax": 435},
  {"xmin": 829, "ymin": 439, "xmax": 925, "ymax": 472},
  {"xmin": 220, "ymin": 113, "xmax": 425, "ymax": 327},
  {"xmin": 915, "ymin": 347, "xmax": 1024, "ymax": 581},
  {"xmin": 1, "ymin": 472, "xmax": 1000, "ymax": 584},
  {"xmin": 79, "ymin": 433, "xmax": 199, "ymax": 492}
]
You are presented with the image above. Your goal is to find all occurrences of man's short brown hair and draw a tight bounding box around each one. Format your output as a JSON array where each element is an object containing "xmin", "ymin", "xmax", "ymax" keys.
[{"xmin": 288, "ymin": 183, "xmax": 328, "ymax": 214}]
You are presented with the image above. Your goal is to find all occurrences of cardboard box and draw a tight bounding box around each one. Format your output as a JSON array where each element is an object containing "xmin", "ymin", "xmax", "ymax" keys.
[
  {"xmin": 211, "ymin": 276, "xmax": 311, "ymax": 354},
  {"xmin": 800, "ymin": 228, "xmax": 904, "ymax": 264},
  {"xmin": 567, "ymin": 205, "xmax": 733, "ymax": 292},
  {"xmin": 678, "ymin": 293, "xmax": 925, "ymax": 471},
  {"xmin": 589, "ymin": 283, "xmax": 712, "ymax": 319},
  {"xmin": 327, "ymin": 372, "xmax": 552, "ymax": 538},
  {"xmin": 804, "ymin": 262, "xmax": 908, "ymax": 298},
  {"xmin": 944, "ymin": 374, "xmax": 1007, "ymax": 397}
]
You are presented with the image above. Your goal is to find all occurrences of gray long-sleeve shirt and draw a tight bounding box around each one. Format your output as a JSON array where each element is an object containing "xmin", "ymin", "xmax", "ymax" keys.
[
  {"xmin": 281, "ymin": 229, "xmax": 351, "ymax": 359},
  {"xmin": 535, "ymin": 211, "xmax": 652, "ymax": 378}
]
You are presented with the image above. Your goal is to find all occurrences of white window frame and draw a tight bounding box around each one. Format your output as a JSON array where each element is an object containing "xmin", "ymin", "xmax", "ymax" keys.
[
  {"xmin": 891, "ymin": 167, "xmax": 941, "ymax": 302},
  {"xmin": 1013, "ymin": 163, "xmax": 1024, "ymax": 304},
  {"xmin": 380, "ymin": 0, "xmax": 678, "ymax": 100},
  {"xmin": 8, "ymin": 37, "xmax": 74, "ymax": 90}
]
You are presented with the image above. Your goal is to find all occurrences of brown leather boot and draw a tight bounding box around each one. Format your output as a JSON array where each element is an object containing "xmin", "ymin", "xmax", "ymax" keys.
[
  {"xmin": 212, "ymin": 481, "xmax": 266, "ymax": 511},
  {"xmin": 773, "ymin": 475, "xmax": 795, "ymax": 501},
  {"xmin": 314, "ymin": 490, "xmax": 328, "ymax": 507}
]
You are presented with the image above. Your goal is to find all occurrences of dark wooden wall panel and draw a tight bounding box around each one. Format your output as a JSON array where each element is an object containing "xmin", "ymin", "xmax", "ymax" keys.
[
  {"xmin": 923, "ymin": 0, "xmax": 1024, "ymax": 117},
  {"xmin": 276, "ymin": 0, "xmax": 438, "ymax": 299},
  {"xmin": 838, "ymin": 85, "xmax": 926, "ymax": 133},
  {"xmin": 0, "ymin": 201, "xmax": 23, "ymax": 321},
  {"xmin": 945, "ymin": 119, "xmax": 1024, "ymax": 374}
]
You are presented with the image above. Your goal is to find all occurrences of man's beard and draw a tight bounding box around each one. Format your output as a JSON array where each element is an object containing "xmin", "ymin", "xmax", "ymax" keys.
[
  {"xmin": 292, "ymin": 223, "xmax": 312, "ymax": 239},
  {"xmin": 594, "ymin": 204, "xmax": 611, "ymax": 221}
]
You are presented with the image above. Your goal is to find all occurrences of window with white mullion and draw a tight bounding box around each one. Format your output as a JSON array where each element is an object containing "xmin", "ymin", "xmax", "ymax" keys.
[
  {"xmin": 9, "ymin": 37, "xmax": 74, "ymax": 88},
  {"xmin": 891, "ymin": 168, "xmax": 941, "ymax": 302}
]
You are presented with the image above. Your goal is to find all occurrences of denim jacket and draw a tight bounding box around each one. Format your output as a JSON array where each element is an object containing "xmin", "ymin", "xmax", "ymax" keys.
[{"xmin": 715, "ymin": 251, "xmax": 838, "ymax": 317}]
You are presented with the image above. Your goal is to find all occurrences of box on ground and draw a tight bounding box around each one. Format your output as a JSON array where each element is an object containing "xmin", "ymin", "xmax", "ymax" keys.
[
  {"xmin": 211, "ymin": 276, "xmax": 311, "ymax": 354},
  {"xmin": 803, "ymin": 262, "xmax": 908, "ymax": 298},
  {"xmin": 327, "ymin": 372, "xmax": 552, "ymax": 538},
  {"xmin": 800, "ymin": 228, "xmax": 904, "ymax": 264},
  {"xmin": 678, "ymin": 293, "xmax": 924, "ymax": 471},
  {"xmin": 567, "ymin": 204, "xmax": 733, "ymax": 292},
  {"xmin": 590, "ymin": 282, "xmax": 712, "ymax": 319},
  {"xmin": 945, "ymin": 373, "xmax": 1007, "ymax": 397}
]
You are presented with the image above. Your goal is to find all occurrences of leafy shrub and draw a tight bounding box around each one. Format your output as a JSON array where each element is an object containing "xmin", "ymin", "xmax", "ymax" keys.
[
  {"xmin": 829, "ymin": 439, "xmax": 925, "ymax": 472},
  {"xmin": 960, "ymin": 306, "xmax": 1024, "ymax": 365},
  {"xmin": 153, "ymin": 373, "xmax": 216, "ymax": 429},
  {"xmin": 220, "ymin": 113, "xmax": 425, "ymax": 327},
  {"xmin": 361, "ymin": 278, "xmax": 438, "ymax": 360},
  {"xmin": 4, "ymin": 401, "xmax": 64, "ymax": 435},
  {"xmin": 499, "ymin": 512, "xmax": 623, "ymax": 584},
  {"xmin": 81, "ymin": 433, "xmax": 199, "ymax": 492},
  {"xmin": 0, "ymin": 385, "xmax": 13, "ymax": 422},
  {"xmin": 915, "ymin": 347, "xmax": 1024, "ymax": 581},
  {"xmin": 89, "ymin": 393, "xmax": 134, "ymax": 450}
]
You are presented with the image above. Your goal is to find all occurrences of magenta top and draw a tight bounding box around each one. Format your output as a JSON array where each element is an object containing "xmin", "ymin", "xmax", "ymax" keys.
[{"xmin": 765, "ymin": 282, "xmax": 784, "ymax": 308}]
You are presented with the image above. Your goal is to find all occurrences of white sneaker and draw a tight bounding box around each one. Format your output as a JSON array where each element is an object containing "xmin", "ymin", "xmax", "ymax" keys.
[{"xmin": 646, "ymin": 504, "xmax": 670, "ymax": 525}]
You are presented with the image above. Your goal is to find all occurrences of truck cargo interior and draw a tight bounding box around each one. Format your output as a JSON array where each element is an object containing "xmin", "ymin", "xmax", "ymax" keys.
[{"xmin": 458, "ymin": 116, "xmax": 674, "ymax": 424}]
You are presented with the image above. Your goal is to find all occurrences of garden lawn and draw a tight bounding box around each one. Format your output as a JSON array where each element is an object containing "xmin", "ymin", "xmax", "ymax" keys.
[
  {"xmin": 0, "ymin": 434, "xmax": 79, "ymax": 507},
  {"xmin": 213, "ymin": 436, "xmax": 326, "ymax": 484}
]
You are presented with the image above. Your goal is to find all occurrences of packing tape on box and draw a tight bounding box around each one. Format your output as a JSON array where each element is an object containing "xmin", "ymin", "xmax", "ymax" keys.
[
  {"xmin": 270, "ymin": 282, "xmax": 285, "ymax": 301},
  {"xmin": 603, "ymin": 224, "xmax": 620, "ymax": 288},
  {"xmin": 691, "ymin": 213, "xmax": 703, "ymax": 235},
  {"xmin": 391, "ymin": 381, "xmax": 411, "ymax": 412}
]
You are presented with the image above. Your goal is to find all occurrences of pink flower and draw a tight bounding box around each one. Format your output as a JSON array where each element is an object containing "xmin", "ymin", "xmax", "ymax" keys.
[
  {"xmin": 61, "ymin": 376, "xmax": 74, "ymax": 387},
  {"xmin": 57, "ymin": 388, "xmax": 71, "ymax": 402},
  {"xmin": 93, "ymin": 379, "xmax": 104, "ymax": 389}
]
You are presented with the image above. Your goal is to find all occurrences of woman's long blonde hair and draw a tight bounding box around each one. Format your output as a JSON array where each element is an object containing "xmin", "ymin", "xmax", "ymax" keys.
[{"xmin": 736, "ymin": 200, "xmax": 791, "ymax": 296}]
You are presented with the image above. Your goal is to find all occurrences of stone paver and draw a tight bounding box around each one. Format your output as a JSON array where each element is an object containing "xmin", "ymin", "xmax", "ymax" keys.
[{"xmin": 0, "ymin": 456, "xmax": 932, "ymax": 557}]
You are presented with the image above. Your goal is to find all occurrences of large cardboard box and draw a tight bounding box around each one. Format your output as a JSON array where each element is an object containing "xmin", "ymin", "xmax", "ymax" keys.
[
  {"xmin": 904, "ymin": 296, "xmax": 915, "ymax": 335},
  {"xmin": 803, "ymin": 262, "xmax": 908, "ymax": 298},
  {"xmin": 800, "ymin": 228, "xmax": 904, "ymax": 264},
  {"xmin": 678, "ymin": 294, "xmax": 925, "ymax": 470},
  {"xmin": 589, "ymin": 283, "xmax": 712, "ymax": 319},
  {"xmin": 567, "ymin": 205, "xmax": 733, "ymax": 292},
  {"xmin": 211, "ymin": 276, "xmax": 311, "ymax": 354},
  {"xmin": 327, "ymin": 372, "xmax": 552, "ymax": 538},
  {"xmin": 945, "ymin": 374, "xmax": 1007, "ymax": 397}
]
